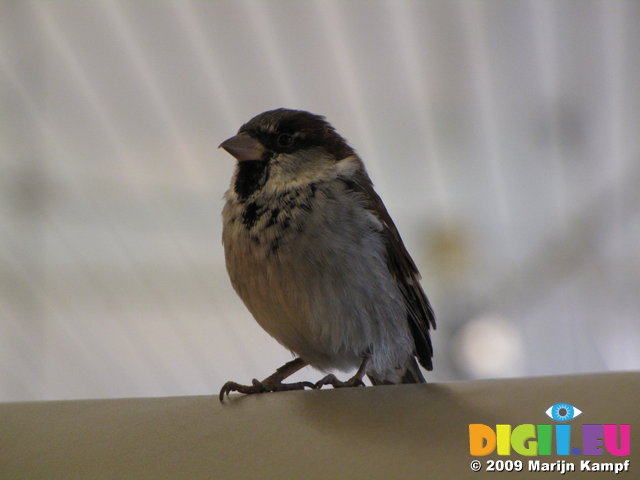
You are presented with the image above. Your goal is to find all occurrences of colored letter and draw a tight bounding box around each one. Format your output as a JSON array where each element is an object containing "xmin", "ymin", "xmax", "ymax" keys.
[
  {"xmin": 469, "ymin": 424, "xmax": 496, "ymax": 456},
  {"xmin": 537, "ymin": 424, "xmax": 552, "ymax": 455},
  {"xmin": 555, "ymin": 424, "xmax": 571, "ymax": 455},
  {"xmin": 582, "ymin": 424, "xmax": 604, "ymax": 455},
  {"xmin": 496, "ymin": 424, "xmax": 511, "ymax": 455},
  {"xmin": 511, "ymin": 424, "xmax": 537, "ymax": 456},
  {"xmin": 604, "ymin": 424, "xmax": 630, "ymax": 456}
]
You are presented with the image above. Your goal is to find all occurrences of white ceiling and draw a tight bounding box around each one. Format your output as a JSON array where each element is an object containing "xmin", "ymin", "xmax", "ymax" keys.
[{"xmin": 1, "ymin": 0, "xmax": 639, "ymax": 401}]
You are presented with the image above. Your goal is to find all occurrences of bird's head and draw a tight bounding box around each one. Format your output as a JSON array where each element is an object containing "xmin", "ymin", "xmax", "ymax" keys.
[
  {"xmin": 220, "ymin": 109, "xmax": 356, "ymax": 198},
  {"xmin": 220, "ymin": 108, "xmax": 354, "ymax": 163}
]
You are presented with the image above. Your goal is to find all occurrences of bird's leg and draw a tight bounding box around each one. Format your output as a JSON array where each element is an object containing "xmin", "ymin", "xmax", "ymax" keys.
[
  {"xmin": 314, "ymin": 354, "xmax": 370, "ymax": 390},
  {"xmin": 219, "ymin": 357, "xmax": 314, "ymax": 402}
]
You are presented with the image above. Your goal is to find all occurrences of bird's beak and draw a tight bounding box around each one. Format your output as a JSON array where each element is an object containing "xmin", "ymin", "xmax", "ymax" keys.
[{"xmin": 219, "ymin": 132, "xmax": 266, "ymax": 162}]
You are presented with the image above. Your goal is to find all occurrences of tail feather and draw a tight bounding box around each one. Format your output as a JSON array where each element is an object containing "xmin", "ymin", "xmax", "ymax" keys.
[{"xmin": 401, "ymin": 357, "xmax": 426, "ymax": 384}]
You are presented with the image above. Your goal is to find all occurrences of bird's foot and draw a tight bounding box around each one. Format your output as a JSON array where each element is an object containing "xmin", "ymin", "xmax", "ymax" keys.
[
  {"xmin": 313, "ymin": 373, "xmax": 366, "ymax": 390},
  {"xmin": 219, "ymin": 378, "xmax": 315, "ymax": 402},
  {"xmin": 314, "ymin": 355, "xmax": 370, "ymax": 390}
]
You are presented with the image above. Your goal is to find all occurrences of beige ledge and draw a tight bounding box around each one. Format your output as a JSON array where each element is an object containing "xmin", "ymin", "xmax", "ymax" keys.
[{"xmin": 1, "ymin": 371, "xmax": 638, "ymax": 479}]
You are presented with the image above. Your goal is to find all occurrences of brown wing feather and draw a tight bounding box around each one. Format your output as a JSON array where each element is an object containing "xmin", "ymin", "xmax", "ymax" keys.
[{"xmin": 340, "ymin": 164, "xmax": 436, "ymax": 371}]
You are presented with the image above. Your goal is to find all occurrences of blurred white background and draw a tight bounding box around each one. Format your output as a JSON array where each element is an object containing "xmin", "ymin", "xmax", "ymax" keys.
[{"xmin": 1, "ymin": 0, "xmax": 639, "ymax": 402}]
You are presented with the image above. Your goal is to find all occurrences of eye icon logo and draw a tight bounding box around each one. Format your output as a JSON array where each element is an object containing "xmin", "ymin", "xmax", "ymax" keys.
[{"xmin": 545, "ymin": 403, "xmax": 582, "ymax": 422}]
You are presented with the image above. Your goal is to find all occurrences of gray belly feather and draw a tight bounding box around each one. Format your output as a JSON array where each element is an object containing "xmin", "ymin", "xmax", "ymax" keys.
[{"xmin": 222, "ymin": 181, "xmax": 414, "ymax": 377}]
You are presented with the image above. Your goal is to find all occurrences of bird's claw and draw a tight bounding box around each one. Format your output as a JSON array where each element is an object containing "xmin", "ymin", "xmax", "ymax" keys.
[
  {"xmin": 218, "ymin": 380, "xmax": 262, "ymax": 402},
  {"xmin": 313, "ymin": 373, "xmax": 365, "ymax": 390},
  {"xmin": 219, "ymin": 379, "xmax": 315, "ymax": 402}
]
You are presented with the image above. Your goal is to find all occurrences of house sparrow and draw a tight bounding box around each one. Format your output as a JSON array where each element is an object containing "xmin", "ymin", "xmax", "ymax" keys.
[{"xmin": 218, "ymin": 109, "xmax": 435, "ymax": 401}]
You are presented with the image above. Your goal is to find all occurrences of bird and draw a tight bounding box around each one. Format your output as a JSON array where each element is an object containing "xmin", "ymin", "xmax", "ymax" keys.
[{"xmin": 218, "ymin": 108, "xmax": 435, "ymax": 401}]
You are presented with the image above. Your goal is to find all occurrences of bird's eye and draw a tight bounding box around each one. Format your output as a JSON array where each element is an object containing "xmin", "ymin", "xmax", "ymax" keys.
[
  {"xmin": 277, "ymin": 133, "xmax": 294, "ymax": 147},
  {"xmin": 545, "ymin": 403, "xmax": 582, "ymax": 422}
]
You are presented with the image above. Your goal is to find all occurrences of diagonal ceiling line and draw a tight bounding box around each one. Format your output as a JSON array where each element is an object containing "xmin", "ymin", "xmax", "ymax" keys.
[
  {"xmin": 386, "ymin": 2, "xmax": 452, "ymax": 227},
  {"xmin": 1, "ymin": 7, "xmax": 250, "ymax": 387},
  {"xmin": 0, "ymin": 43, "xmax": 185, "ymax": 393},
  {"xmin": 172, "ymin": 1, "xmax": 241, "ymax": 127},
  {"xmin": 459, "ymin": 1, "xmax": 516, "ymax": 262},
  {"xmin": 529, "ymin": 0, "xmax": 569, "ymax": 233},
  {"xmin": 313, "ymin": 0, "xmax": 377, "ymax": 170},
  {"xmin": 240, "ymin": 0, "xmax": 297, "ymax": 107},
  {"xmin": 98, "ymin": 0, "xmax": 203, "ymax": 187}
]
